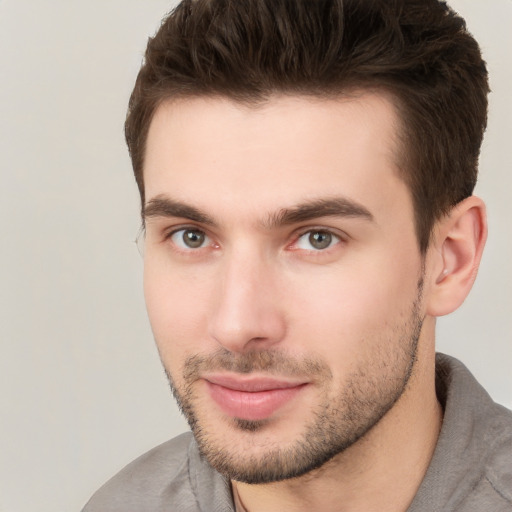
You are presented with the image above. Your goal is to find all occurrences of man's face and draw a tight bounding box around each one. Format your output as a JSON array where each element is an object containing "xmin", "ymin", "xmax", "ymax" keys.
[{"xmin": 142, "ymin": 94, "xmax": 426, "ymax": 483}]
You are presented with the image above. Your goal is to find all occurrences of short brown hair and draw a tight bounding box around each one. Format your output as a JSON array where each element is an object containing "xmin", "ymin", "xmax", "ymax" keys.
[{"xmin": 125, "ymin": 0, "xmax": 489, "ymax": 252}]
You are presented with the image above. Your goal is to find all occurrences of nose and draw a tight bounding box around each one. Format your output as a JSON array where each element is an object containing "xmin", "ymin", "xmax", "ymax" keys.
[{"xmin": 208, "ymin": 249, "xmax": 286, "ymax": 353}]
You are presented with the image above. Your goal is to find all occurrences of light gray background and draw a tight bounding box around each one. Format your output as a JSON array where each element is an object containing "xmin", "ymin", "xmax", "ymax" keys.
[{"xmin": 0, "ymin": 1, "xmax": 510, "ymax": 511}]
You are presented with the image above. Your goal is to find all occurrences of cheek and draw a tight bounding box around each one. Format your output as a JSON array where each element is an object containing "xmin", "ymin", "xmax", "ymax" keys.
[
  {"xmin": 284, "ymin": 249, "xmax": 421, "ymax": 359},
  {"xmin": 143, "ymin": 257, "xmax": 211, "ymax": 366}
]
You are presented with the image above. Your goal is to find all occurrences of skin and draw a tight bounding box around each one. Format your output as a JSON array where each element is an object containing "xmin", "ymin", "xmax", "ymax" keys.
[{"xmin": 142, "ymin": 94, "xmax": 487, "ymax": 511}]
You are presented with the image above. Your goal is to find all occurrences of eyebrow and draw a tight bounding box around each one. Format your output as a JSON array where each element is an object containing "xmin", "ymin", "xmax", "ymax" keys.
[
  {"xmin": 143, "ymin": 196, "xmax": 215, "ymax": 225},
  {"xmin": 266, "ymin": 197, "xmax": 374, "ymax": 228},
  {"xmin": 143, "ymin": 195, "xmax": 373, "ymax": 228}
]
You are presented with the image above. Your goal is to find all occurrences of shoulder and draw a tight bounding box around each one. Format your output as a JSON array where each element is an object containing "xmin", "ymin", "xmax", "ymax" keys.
[
  {"xmin": 455, "ymin": 402, "xmax": 512, "ymax": 511},
  {"xmin": 410, "ymin": 355, "xmax": 512, "ymax": 511},
  {"xmin": 477, "ymin": 402, "xmax": 512, "ymax": 508},
  {"xmin": 443, "ymin": 354, "xmax": 512, "ymax": 508},
  {"xmin": 82, "ymin": 432, "xmax": 201, "ymax": 512}
]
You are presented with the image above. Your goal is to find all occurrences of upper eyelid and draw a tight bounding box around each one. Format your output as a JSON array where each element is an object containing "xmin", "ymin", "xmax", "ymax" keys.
[
  {"xmin": 293, "ymin": 225, "xmax": 349, "ymax": 241},
  {"xmin": 167, "ymin": 227, "xmax": 213, "ymax": 252},
  {"xmin": 163, "ymin": 224, "xmax": 209, "ymax": 238},
  {"xmin": 156, "ymin": 224, "xmax": 348, "ymax": 248},
  {"xmin": 285, "ymin": 228, "xmax": 347, "ymax": 255}
]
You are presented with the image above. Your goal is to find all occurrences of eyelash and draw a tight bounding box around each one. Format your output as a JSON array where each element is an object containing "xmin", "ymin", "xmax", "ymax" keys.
[
  {"xmin": 162, "ymin": 225, "xmax": 346, "ymax": 254},
  {"xmin": 290, "ymin": 228, "xmax": 343, "ymax": 252},
  {"xmin": 164, "ymin": 226, "xmax": 215, "ymax": 251}
]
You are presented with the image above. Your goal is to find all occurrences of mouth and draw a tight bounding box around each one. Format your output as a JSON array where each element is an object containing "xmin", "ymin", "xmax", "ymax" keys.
[{"xmin": 203, "ymin": 374, "xmax": 308, "ymax": 421}]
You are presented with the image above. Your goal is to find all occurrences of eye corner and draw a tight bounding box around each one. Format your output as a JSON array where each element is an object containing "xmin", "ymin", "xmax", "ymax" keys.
[{"xmin": 292, "ymin": 228, "xmax": 344, "ymax": 252}]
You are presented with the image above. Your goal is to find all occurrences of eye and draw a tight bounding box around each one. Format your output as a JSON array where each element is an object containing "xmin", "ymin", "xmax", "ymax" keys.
[
  {"xmin": 170, "ymin": 228, "xmax": 211, "ymax": 249},
  {"xmin": 295, "ymin": 230, "xmax": 340, "ymax": 251}
]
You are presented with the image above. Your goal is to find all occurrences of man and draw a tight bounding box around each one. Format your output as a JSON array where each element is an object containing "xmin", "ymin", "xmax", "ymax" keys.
[{"xmin": 83, "ymin": 0, "xmax": 512, "ymax": 510}]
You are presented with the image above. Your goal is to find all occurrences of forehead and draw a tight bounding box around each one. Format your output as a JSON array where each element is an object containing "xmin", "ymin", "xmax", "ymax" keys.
[{"xmin": 143, "ymin": 93, "xmax": 411, "ymax": 225}]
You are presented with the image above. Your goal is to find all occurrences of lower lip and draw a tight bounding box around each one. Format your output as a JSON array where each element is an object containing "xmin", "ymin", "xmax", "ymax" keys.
[{"xmin": 205, "ymin": 381, "xmax": 306, "ymax": 421}]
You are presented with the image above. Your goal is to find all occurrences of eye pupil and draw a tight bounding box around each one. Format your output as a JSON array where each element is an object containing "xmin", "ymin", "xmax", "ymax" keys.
[
  {"xmin": 183, "ymin": 230, "xmax": 205, "ymax": 248},
  {"xmin": 309, "ymin": 231, "xmax": 332, "ymax": 250}
]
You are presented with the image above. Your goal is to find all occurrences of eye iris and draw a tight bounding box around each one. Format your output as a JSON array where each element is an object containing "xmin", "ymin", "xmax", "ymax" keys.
[
  {"xmin": 183, "ymin": 230, "xmax": 205, "ymax": 248},
  {"xmin": 309, "ymin": 231, "xmax": 332, "ymax": 250}
]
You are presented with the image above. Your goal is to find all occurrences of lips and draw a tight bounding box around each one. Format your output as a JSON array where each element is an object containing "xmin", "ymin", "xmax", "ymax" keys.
[{"xmin": 204, "ymin": 374, "xmax": 307, "ymax": 421}]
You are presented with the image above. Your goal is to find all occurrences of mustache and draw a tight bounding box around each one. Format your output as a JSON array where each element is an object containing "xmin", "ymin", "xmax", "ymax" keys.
[{"xmin": 181, "ymin": 348, "xmax": 332, "ymax": 383}]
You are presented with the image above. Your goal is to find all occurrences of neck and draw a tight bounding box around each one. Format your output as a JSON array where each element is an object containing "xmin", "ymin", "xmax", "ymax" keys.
[{"xmin": 232, "ymin": 331, "xmax": 442, "ymax": 512}]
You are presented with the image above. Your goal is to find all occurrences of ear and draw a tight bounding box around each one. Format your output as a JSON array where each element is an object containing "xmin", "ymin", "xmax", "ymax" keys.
[{"xmin": 426, "ymin": 196, "xmax": 487, "ymax": 317}]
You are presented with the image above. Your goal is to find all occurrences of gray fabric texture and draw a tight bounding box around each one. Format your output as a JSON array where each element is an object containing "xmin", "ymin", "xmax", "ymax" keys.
[{"xmin": 82, "ymin": 354, "xmax": 512, "ymax": 511}]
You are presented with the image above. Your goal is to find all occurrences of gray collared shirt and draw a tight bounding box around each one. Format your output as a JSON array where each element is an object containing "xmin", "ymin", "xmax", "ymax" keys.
[{"xmin": 83, "ymin": 354, "xmax": 512, "ymax": 511}]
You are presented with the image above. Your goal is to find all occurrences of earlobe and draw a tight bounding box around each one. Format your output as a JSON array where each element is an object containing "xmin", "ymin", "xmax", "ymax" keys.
[{"xmin": 426, "ymin": 196, "xmax": 487, "ymax": 317}]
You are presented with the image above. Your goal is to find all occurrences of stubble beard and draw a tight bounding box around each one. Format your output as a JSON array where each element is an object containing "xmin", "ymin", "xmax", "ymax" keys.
[{"xmin": 163, "ymin": 280, "xmax": 424, "ymax": 484}]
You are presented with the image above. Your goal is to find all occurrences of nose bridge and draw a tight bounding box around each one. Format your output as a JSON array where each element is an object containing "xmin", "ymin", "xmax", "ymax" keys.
[{"xmin": 208, "ymin": 244, "xmax": 285, "ymax": 352}]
